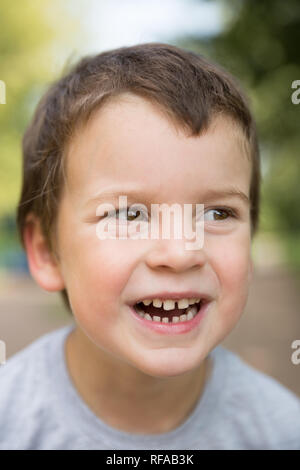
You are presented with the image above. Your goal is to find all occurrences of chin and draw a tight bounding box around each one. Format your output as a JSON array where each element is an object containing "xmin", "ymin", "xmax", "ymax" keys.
[{"xmin": 133, "ymin": 350, "xmax": 205, "ymax": 379}]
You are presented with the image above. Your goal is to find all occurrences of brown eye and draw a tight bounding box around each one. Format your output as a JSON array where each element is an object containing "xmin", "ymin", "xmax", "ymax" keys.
[
  {"xmin": 212, "ymin": 210, "xmax": 228, "ymax": 220},
  {"xmin": 204, "ymin": 208, "xmax": 235, "ymax": 221},
  {"xmin": 126, "ymin": 209, "xmax": 140, "ymax": 221},
  {"xmin": 114, "ymin": 207, "xmax": 147, "ymax": 222}
]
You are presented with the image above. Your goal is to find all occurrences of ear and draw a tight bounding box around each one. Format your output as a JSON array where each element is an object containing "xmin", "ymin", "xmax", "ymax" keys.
[{"xmin": 23, "ymin": 213, "xmax": 65, "ymax": 292}]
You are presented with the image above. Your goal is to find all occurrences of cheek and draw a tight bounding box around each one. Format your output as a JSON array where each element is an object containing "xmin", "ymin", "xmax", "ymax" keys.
[
  {"xmin": 208, "ymin": 232, "xmax": 252, "ymax": 316},
  {"xmin": 60, "ymin": 231, "xmax": 137, "ymax": 315}
]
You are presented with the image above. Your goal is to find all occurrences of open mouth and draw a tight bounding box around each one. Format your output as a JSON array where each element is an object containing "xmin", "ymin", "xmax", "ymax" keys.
[{"xmin": 133, "ymin": 299, "xmax": 203, "ymax": 324}]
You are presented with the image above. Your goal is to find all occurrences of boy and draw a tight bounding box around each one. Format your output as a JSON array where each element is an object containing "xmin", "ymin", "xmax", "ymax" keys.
[{"xmin": 1, "ymin": 42, "xmax": 299, "ymax": 450}]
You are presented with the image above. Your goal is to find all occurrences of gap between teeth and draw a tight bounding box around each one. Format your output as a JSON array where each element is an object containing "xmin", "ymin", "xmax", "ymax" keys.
[
  {"xmin": 141, "ymin": 298, "xmax": 200, "ymax": 309},
  {"xmin": 135, "ymin": 303, "xmax": 200, "ymax": 323}
]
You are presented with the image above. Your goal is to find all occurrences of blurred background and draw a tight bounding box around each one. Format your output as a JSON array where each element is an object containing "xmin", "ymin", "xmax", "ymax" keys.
[{"xmin": 0, "ymin": 0, "xmax": 299, "ymax": 396}]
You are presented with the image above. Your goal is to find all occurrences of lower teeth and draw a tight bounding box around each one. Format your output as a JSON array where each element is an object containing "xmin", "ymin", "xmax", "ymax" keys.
[{"xmin": 135, "ymin": 304, "xmax": 200, "ymax": 323}]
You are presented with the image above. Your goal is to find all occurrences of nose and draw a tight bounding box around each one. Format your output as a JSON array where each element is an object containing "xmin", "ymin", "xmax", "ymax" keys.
[{"xmin": 145, "ymin": 237, "xmax": 206, "ymax": 273}]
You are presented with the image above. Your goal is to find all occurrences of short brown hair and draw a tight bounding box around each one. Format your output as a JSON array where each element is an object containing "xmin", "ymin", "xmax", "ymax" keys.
[{"xmin": 16, "ymin": 42, "xmax": 261, "ymax": 314}]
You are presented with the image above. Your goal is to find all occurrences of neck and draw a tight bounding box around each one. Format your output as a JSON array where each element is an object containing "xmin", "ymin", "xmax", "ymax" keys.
[{"xmin": 65, "ymin": 326, "xmax": 211, "ymax": 435}]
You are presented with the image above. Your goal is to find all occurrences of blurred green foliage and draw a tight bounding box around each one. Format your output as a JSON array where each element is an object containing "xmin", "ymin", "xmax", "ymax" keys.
[
  {"xmin": 0, "ymin": 0, "xmax": 83, "ymax": 211},
  {"xmin": 178, "ymin": 0, "xmax": 300, "ymax": 250},
  {"xmin": 0, "ymin": 0, "xmax": 82, "ymax": 257},
  {"xmin": 1, "ymin": 1, "xmax": 52, "ymax": 215}
]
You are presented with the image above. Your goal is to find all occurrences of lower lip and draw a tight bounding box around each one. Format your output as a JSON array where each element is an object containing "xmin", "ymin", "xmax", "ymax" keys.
[{"xmin": 129, "ymin": 301, "xmax": 210, "ymax": 335}]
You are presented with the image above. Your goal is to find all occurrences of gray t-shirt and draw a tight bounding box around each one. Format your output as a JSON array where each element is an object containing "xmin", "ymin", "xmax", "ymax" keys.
[{"xmin": 0, "ymin": 324, "xmax": 299, "ymax": 450}]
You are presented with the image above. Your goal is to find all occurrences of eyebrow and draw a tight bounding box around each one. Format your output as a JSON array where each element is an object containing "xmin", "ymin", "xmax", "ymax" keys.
[
  {"xmin": 85, "ymin": 187, "xmax": 250, "ymax": 207},
  {"xmin": 203, "ymin": 188, "xmax": 250, "ymax": 205}
]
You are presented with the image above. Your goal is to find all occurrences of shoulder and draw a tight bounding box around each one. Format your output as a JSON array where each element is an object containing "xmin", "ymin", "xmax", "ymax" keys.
[
  {"xmin": 0, "ymin": 324, "xmax": 71, "ymax": 382},
  {"xmin": 216, "ymin": 345, "xmax": 300, "ymax": 405},
  {"xmin": 210, "ymin": 346, "xmax": 300, "ymax": 449},
  {"xmin": 0, "ymin": 325, "xmax": 74, "ymax": 449}
]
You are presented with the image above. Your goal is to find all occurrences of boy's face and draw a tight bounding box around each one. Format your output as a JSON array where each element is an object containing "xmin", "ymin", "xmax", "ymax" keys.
[{"xmin": 54, "ymin": 93, "xmax": 253, "ymax": 377}]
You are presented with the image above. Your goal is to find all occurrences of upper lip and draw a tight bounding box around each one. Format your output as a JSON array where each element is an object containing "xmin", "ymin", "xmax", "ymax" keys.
[{"xmin": 130, "ymin": 291, "xmax": 213, "ymax": 306}]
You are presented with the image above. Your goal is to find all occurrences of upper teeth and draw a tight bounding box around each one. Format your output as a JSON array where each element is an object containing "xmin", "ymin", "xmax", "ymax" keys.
[{"xmin": 140, "ymin": 298, "xmax": 200, "ymax": 310}]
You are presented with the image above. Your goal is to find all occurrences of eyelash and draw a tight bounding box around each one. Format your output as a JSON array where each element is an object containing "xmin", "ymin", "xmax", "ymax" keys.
[{"xmin": 99, "ymin": 206, "xmax": 238, "ymax": 222}]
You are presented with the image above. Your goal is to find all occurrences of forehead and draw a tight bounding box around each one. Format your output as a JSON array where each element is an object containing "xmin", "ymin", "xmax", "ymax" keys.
[{"xmin": 63, "ymin": 94, "xmax": 251, "ymax": 203}]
